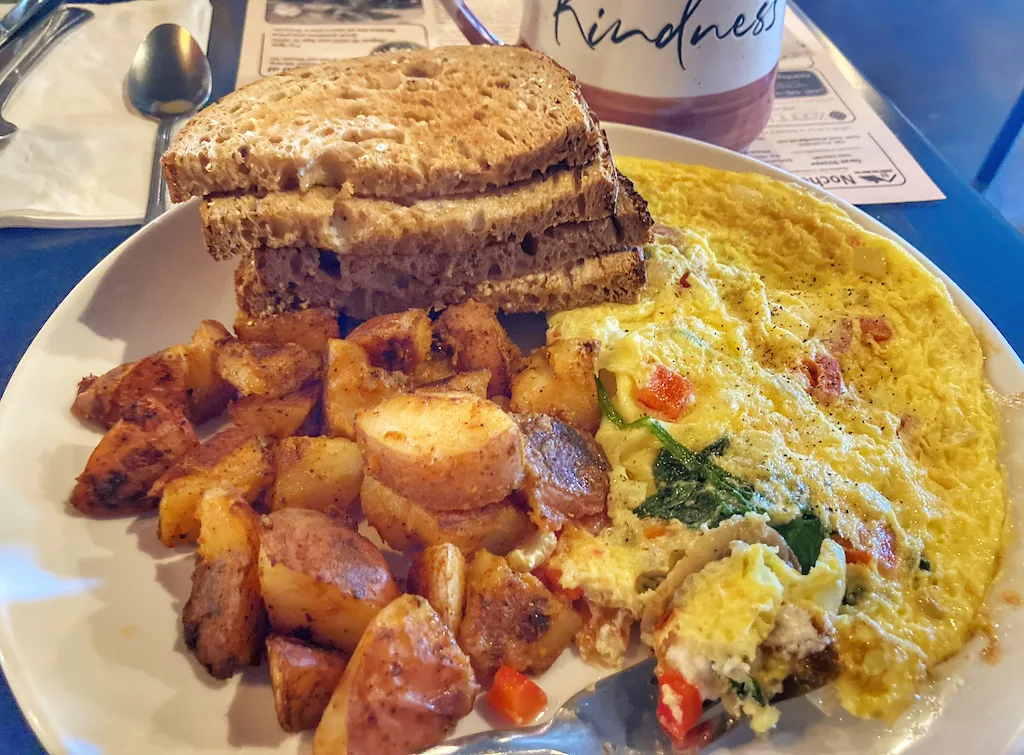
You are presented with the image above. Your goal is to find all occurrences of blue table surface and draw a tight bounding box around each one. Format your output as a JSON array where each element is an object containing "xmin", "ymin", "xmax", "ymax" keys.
[{"xmin": 2, "ymin": 2, "xmax": 1024, "ymax": 752}]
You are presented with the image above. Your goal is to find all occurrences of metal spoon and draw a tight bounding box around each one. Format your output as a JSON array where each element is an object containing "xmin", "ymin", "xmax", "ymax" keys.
[{"xmin": 127, "ymin": 23, "xmax": 211, "ymax": 224}]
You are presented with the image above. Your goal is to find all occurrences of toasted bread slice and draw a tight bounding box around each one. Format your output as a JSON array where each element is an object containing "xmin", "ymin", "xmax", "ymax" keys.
[
  {"xmin": 236, "ymin": 247, "xmax": 646, "ymax": 319},
  {"xmin": 232, "ymin": 175, "xmax": 650, "ymax": 317},
  {"xmin": 201, "ymin": 146, "xmax": 620, "ymax": 261},
  {"xmin": 471, "ymin": 248, "xmax": 647, "ymax": 314},
  {"xmin": 163, "ymin": 46, "xmax": 602, "ymax": 203}
]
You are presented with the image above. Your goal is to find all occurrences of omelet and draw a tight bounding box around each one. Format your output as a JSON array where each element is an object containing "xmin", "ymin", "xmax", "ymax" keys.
[
  {"xmin": 654, "ymin": 538, "xmax": 846, "ymax": 732},
  {"xmin": 546, "ymin": 159, "xmax": 1006, "ymax": 725}
]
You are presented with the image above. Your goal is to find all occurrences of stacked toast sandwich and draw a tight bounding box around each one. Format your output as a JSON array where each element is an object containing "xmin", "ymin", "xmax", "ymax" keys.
[{"xmin": 162, "ymin": 45, "xmax": 652, "ymax": 319}]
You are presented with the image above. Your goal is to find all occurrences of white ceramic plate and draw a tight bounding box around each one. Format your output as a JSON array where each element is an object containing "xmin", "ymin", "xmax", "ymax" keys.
[{"xmin": 1, "ymin": 123, "xmax": 1022, "ymax": 755}]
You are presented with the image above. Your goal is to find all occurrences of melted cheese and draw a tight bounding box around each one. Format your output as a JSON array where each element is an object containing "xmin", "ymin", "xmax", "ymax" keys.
[
  {"xmin": 653, "ymin": 541, "xmax": 844, "ymax": 732},
  {"xmin": 548, "ymin": 159, "xmax": 1007, "ymax": 722}
]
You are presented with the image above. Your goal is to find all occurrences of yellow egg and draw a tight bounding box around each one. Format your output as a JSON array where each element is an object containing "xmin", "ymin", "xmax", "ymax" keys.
[{"xmin": 549, "ymin": 159, "xmax": 1007, "ymax": 723}]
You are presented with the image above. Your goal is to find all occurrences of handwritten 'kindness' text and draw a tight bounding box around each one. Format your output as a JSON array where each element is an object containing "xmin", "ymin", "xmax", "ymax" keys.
[{"xmin": 552, "ymin": 0, "xmax": 780, "ymax": 70}]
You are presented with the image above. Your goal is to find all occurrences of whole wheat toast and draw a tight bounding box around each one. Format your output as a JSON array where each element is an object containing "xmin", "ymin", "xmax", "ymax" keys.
[
  {"xmin": 236, "ymin": 247, "xmax": 646, "ymax": 319},
  {"xmin": 163, "ymin": 46, "xmax": 602, "ymax": 203},
  {"xmin": 236, "ymin": 179, "xmax": 649, "ymax": 314},
  {"xmin": 200, "ymin": 147, "xmax": 623, "ymax": 261}
]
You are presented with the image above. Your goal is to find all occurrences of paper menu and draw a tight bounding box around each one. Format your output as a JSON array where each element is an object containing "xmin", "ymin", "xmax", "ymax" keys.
[
  {"xmin": 236, "ymin": 1, "xmax": 944, "ymax": 207},
  {"xmin": 751, "ymin": 13, "xmax": 944, "ymax": 205}
]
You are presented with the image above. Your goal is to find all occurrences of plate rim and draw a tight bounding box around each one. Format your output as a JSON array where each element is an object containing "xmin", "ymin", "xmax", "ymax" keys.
[{"xmin": 0, "ymin": 122, "xmax": 1020, "ymax": 755}]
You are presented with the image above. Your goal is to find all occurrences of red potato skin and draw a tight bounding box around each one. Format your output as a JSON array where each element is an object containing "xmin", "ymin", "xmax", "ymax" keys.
[
  {"xmin": 182, "ymin": 550, "xmax": 267, "ymax": 679},
  {"xmin": 346, "ymin": 310, "xmax": 433, "ymax": 373},
  {"xmin": 267, "ymin": 634, "xmax": 349, "ymax": 732},
  {"xmin": 314, "ymin": 595, "xmax": 480, "ymax": 755},
  {"xmin": 260, "ymin": 510, "xmax": 400, "ymax": 600},
  {"xmin": 71, "ymin": 398, "xmax": 199, "ymax": 517},
  {"xmin": 514, "ymin": 413, "xmax": 610, "ymax": 530},
  {"xmin": 258, "ymin": 509, "xmax": 402, "ymax": 651},
  {"xmin": 72, "ymin": 349, "xmax": 189, "ymax": 429}
]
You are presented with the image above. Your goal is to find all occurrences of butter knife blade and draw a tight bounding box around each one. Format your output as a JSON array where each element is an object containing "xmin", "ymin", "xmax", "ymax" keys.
[{"xmin": 0, "ymin": 0, "xmax": 61, "ymax": 52}]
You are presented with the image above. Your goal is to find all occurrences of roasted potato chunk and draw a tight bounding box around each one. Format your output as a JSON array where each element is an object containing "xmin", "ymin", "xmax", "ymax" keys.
[
  {"xmin": 356, "ymin": 392, "xmax": 524, "ymax": 511},
  {"xmin": 72, "ymin": 346, "xmax": 189, "ymax": 428},
  {"xmin": 346, "ymin": 310, "xmax": 433, "ymax": 373},
  {"xmin": 259, "ymin": 509, "xmax": 400, "ymax": 652},
  {"xmin": 185, "ymin": 320, "xmax": 236, "ymax": 423},
  {"xmin": 407, "ymin": 544, "xmax": 467, "ymax": 635},
  {"xmin": 228, "ymin": 384, "xmax": 320, "ymax": 440},
  {"xmin": 458, "ymin": 550, "xmax": 582, "ymax": 681},
  {"xmin": 235, "ymin": 308, "xmax": 340, "ymax": 354},
  {"xmin": 323, "ymin": 338, "xmax": 407, "ymax": 440},
  {"xmin": 154, "ymin": 427, "xmax": 274, "ymax": 546},
  {"xmin": 510, "ymin": 340, "xmax": 600, "ymax": 434},
  {"xmin": 71, "ymin": 398, "xmax": 198, "ymax": 517},
  {"xmin": 361, "ymin": 475, "xmax": 531, "ymax": 555},
  {"xmin": 435, "ymin": 299, "xmax": 521, "ymax": 397},
  {"xmin": 515, "ymin": 413, "xmax": 610, "ymax": 531},
  {"xmin": 313, "ymin": 595, "xmax": 479, "ymax": 755},
  {"xmin": 267, "ymin": 634, "xmax": 348, "ymax": 733},
  {"xmin": 410, "ymin": 351, "xmax": 457, "ymax": 386},
  {"xmin": 216, "ymin": 339, "xmax": 320, "ymax": 399},
  {"xmin": 182, "ymin": 488, "xmax": 266, "ymax": 679},
  {"xmin": 416, "ymin": 369, "xmax": 491, "ymax": 399},
  {"xmin": 271, "ymin": 436, "xmax": 363, "ymax": 522},
  {"xmin": 575, "ymin": 601, "xmax": 633, "ymax": 668}
]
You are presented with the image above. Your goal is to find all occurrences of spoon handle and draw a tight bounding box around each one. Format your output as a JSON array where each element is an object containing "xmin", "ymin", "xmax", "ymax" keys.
[{"xmin": 144, "ymin": 119, "xmax": 173, "ymax": 224}]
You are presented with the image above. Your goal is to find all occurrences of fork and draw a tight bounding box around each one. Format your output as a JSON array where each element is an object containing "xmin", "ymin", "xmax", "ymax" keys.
[
  {"xmin": 422, "ymin": 658, "xmax": 742, "ymax": 755},
  {"xmin": 0, "ymin": 6, "xmax": 92, "ymax": 145}
]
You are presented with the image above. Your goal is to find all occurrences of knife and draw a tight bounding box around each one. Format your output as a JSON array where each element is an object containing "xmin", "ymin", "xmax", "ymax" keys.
[
  {"xmin": 0, "ymin": 5, "xmax": 92, "ymax": 144},
  {"xmin": 0, "ymin": 0, "xmax": 62, "ymax": 53}
]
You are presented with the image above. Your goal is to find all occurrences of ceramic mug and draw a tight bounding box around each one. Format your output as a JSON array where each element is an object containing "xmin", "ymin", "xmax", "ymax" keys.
[{"xmin": 439, "ymin": 0, "xmax": 787, "ymax": 150}]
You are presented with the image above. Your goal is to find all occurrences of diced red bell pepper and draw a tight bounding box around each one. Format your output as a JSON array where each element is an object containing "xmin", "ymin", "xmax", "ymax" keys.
[
  {"xmin": 656, "ymin": 670, "xmax": 703, "ymax": 744},
  {"xmin": 801, "ymin": 353, "xmax": 845, "ymax": 403},
  {"xmin": 834, "ymin": 522, "xmax": 897, "ymax": 573},
  {"xmin": 487, "ymin": 665, "xmax": 548, "ymax": 725},
  {"xmin": 859, "ymin": 315, "xmax": 893, "ymax": 344},
  {"xmin": 637, "ymin": 366, "xmax": 695, "ymax": 420}
]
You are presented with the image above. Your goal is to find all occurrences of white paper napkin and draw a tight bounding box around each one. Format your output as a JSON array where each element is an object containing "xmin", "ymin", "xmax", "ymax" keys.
[{"xmin": 0, "ymin": 0, "xmax": 212, "ymax": 229}]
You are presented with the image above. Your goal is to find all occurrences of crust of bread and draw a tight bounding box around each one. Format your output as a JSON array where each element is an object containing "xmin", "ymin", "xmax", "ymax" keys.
[
  {"xmin": 200, "ymin": 147, "xmax": 621, "ymax": 261},
  {"xmin": 163, "ymin": 46, "xmax": 602, "ymax": 202}
]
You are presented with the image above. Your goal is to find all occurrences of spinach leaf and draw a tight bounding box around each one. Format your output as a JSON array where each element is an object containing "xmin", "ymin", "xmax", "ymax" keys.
[
  {"xmin": 772, "ymin": 512, "xmax": 828, "ymax": 575},
  {"xmin": 730, "ymin": 678, "xmax": 766, "ymax": 706},
  {"xmin": 634, "ymin": 443, "xmax": 761, "ymax": 528},
  {"xmin": 597, "ymin": 379, "xmax": 762, "ymax": 529},
  {"xmin": 697, "ymin": 435, "xmax": 731, "ymax": 460},
  {"xmin": 652, "ymin": 445, "xmax": 690, "ymax": 484},
  {"xmin": 597, "ymin": 377, "xmax": 626, "ymax": 427}
]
